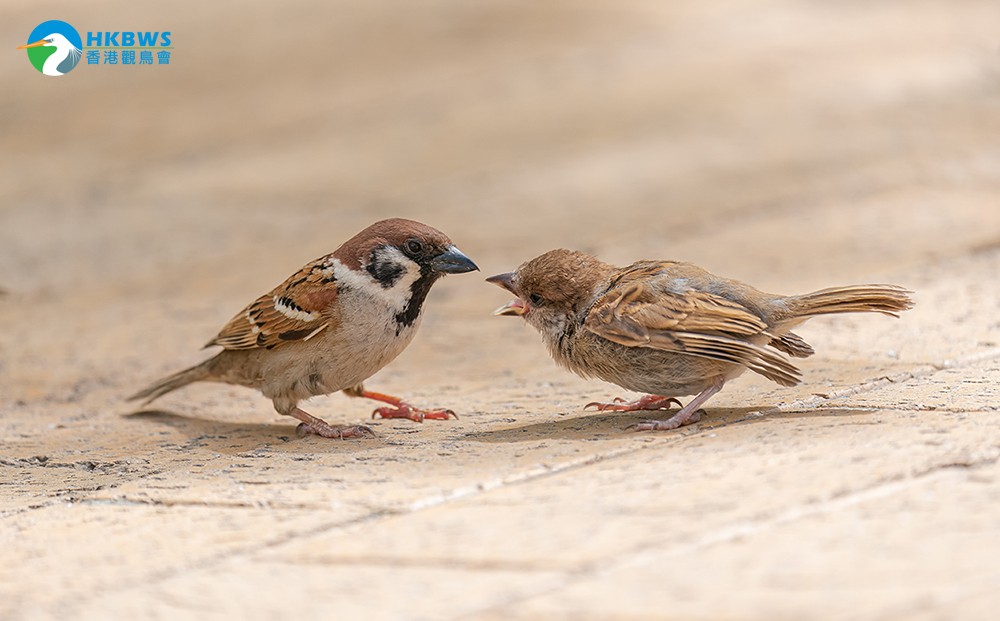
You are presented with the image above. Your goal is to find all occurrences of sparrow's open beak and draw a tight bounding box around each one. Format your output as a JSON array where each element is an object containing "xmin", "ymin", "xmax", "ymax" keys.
[
  {"xmin": 429, "ymin": 245, "xmax": 478, "ymax": 274},
  {"xmin": 16, "ymin": 40, "xmax": 48, "ymax": 50},
  {"xmin": 486, "ymin": 272, "xmax": 527, "ymax": 316},
  {"xmin": 491, "ymin": 298, "xmax": 526, "ymax": 316}
]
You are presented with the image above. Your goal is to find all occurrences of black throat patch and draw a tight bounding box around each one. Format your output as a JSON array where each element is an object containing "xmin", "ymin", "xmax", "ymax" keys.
[{"xmin": 394, "ymin": 266, "xmax": 440, "ymax": 334}]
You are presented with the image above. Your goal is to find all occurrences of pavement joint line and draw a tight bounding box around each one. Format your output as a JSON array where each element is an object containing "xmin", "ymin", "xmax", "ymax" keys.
[
  {"xmin": 446, "ymin": 348, "xmax": 1000, "ymax": 614},
  {"xmin": 25, "ymin": 441, "xmax": 669, "ymax": 610},
  {"xmin": 9, "ymin": 351, "xmax": 999, "ymax": 610},
  {"xmin": 760, "ymin": 347, "xmax": 1000, "ymax": 418},
  {"xmin": 40, "ymin": 507, "xmax": 403, "ymax": 613},
  {"xmin": 458, "ymin": 458, "xmax": 1000, "ymax": 620},
  {"xmin": 796, "ymin": 405, "xmax": 999, "ymax": 413},
  {"xmin": 14, "ymin": 349, "xmax": 998, "ymax": 563},
  {"xmin": 405, "ymin": 443, "xmax": 650, "ymax": 512},
  {"xmin": 75, "ymin": 497, "xmax": 332, "ymax": 511},
  {"xmin": 629, "ymin": 465, "xmax": 987, "ymax": 562},
  {"xmin": 682, "ymin": 348, "xmax": 1000, "ymax": 434},
  {"xmin": 267, "ymin": 554, "xmax": 565, "ymax": 573}
]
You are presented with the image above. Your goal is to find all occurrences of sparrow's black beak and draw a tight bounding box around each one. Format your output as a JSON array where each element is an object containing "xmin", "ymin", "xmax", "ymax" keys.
[{"xmin": 430, "ymin": 246, "xmax": 479, "ymax": 274}]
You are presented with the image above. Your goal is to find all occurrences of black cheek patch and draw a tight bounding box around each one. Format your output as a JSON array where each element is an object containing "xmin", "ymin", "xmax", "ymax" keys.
[{"xmin": 367, "ymin": 256, "xmax": 405, "ymax": 288}]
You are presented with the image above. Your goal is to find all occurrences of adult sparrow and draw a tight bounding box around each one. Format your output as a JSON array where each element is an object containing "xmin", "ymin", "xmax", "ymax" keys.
[
  {"xmin": 488, "ymin": 249, "xmax": 912, "ymax": 431},
  {"xmin": 130, "ymin": 218, "xmax": 478, "ymax": 439}
]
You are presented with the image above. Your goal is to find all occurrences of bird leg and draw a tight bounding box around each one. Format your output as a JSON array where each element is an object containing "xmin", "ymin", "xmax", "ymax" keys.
[
  {"xmin": 625, "ymin": 375, "xmax": 726, "ymax": 432},
  {"xmin": 288, "ymin": 407, "xmax": 374, "ymax": 439},
  {"xmin": 584, "ymin": 394, "xmax": 682, "ymax": 412},
  {"xmin": 361, "ymin": 390, "xmax": 458, "ymax": 422}
]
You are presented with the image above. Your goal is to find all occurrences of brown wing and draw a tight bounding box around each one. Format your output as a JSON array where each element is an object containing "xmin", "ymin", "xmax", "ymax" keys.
[
  {"xmin": 206, "ymin": 256, "xmax": 339, "ymax": 350},
  {"xmin": 584, "ymin": 276, "xmax": 800, "ymax": 386},
  {"xmin": 585, "ymin": 276, "xmax": 768, "ymax": 345}
]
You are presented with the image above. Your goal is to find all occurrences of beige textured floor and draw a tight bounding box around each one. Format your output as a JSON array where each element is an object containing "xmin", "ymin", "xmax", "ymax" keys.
[{"xmin": 2, "ymin": 1, "xmax": 1000, "ymax": 619}]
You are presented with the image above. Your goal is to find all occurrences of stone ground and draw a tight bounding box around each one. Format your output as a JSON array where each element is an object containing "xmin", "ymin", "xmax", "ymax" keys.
[{"xmin": 2, "ymin": 1, "xmax": 1000, "ymax": 619}]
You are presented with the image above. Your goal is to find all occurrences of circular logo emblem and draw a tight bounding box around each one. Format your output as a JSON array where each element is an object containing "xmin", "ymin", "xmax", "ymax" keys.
[{"xmin": 18, "ymin": 20, "xmax": 82, "ymax": 76}]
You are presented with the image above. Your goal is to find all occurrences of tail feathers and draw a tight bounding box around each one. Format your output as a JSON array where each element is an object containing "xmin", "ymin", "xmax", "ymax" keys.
[
  {"xmin": 128, "ymin": 359, "xmax": 215, "ymax": 405},
  {"xmin": 785, "ymin": 285, "xmax": 914, "ymax": 319}
]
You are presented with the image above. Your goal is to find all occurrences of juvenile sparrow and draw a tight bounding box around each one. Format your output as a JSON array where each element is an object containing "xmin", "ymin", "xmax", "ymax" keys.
[
  {"xmin": 488, "ymin": 249, "xmax": 913, "ymax": 431},
  {"xmin": 130, "ymin": 218, "xmax": 478, "ymax": 439}
]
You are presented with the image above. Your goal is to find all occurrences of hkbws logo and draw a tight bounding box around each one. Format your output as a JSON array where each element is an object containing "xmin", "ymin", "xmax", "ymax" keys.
[
  {"xmin": 18, "ymin": 20, "xmax": 173, "ymax": 77},
  {"xmin": 17, "ymin": 20, "xmax": 82, "ymax": 76}
]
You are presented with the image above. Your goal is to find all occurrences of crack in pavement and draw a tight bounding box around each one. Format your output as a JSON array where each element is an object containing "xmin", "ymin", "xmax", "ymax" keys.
[
  {"xmin": 269, "ymin": 555, "xmax": 564, "ymax": 573},
  {"xmin": 697, "ymin": 347, "xmax": 1000, "ymax": 432},
  {"xmin": 74, "ymin": 497, "xmax": 333, "ymax": 511},
  {"xmin": 456, "ymin": 455, "xmax": 1000, "ymax": 620},
  {"xmin": 14, "ymin": 349, "xmax": 1000, "ymax": 615}
]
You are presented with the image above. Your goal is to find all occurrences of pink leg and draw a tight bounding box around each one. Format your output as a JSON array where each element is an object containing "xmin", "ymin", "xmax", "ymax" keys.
[
  {"xmin": 625, "ymin": 375, "xmax": 726, "ymax": 432},
  {"xmin": 288, "ymin": 407, "xmax": 374, "ymax": 439},
  {"xmin": 584, "ymin": 394, "xmax": 682, "ymax": 412},
  {"xmin": 362, "ymin": 390, "xmax": 457, "ymax": 423}
]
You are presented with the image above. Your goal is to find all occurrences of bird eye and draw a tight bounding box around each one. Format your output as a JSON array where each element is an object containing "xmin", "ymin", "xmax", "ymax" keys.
[
  {"xmin": 404, "ymin": 239, "xmax": 423, "ymax": 255},
  {"xmin": 529, "ymin": 293, "xmax": 544, "ymax": 305}
]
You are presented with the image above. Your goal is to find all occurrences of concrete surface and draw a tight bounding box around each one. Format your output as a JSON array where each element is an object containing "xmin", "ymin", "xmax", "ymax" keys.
[{"xmin": 2, "ymin": 1, "xmax": 1000, "ymax": 619}]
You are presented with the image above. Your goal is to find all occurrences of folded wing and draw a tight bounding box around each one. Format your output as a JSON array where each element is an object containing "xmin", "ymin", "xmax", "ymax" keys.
[
  {"xmin": 207, "ymin": 256, "xmax": 339, "ymax": 350},
  {"xmin": 584, "ymin": 278, "xmax": 800, "ymax": 386}
]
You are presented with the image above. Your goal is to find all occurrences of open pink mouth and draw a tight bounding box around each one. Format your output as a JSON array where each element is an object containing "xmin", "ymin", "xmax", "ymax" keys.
[{"xmin": 492, "ymin": 298, "xmax": 527, "ymax": 316}]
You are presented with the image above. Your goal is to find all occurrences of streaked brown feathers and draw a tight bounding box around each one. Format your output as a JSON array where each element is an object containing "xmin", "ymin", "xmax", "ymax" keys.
[{"xmin": 206, "ymin": 256, "xmax": 338, "ymax": 350}]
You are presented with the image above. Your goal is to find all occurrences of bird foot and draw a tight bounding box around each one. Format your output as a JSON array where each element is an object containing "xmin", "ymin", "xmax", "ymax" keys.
[
  {"xmin": 289, "ymin": 406, "xmax": 374, "ymax": 439},
  {"xmin": 372, "ymin": 403, "xmax": 457, "ymax": 422},
  {"xmin": 625, "ymin": 408, "xmax": 703, "ymax": 432},
  {"xmin": 624, "ymin": 376, "xmax": 726, "ymax": 432},
  {"xmin": 359, "ymin": 389, "xmax": 457, "ymax": 422},
  {"xmin": 584, "ymin": 394, "xmax": 681, "ymax": 412}
]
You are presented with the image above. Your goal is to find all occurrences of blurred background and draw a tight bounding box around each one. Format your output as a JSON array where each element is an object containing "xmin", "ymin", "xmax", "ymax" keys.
[
  {"xmin": 3, "ymin": 0, "xmax": 1000, "ymax": 401},
  {"xmin": 4, "ymin": 0, "xmax": 999, "ymax": 289},
  {"xmin": 4, "ymin": 0, "xmax": 999, "ymax": 396}
]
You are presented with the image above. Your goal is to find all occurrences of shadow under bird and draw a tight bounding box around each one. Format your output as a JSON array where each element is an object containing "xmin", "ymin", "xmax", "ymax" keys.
[
  {"xmin": 130, "ymin": 218, "xmax": 478, "ymax": 438},
  {"xmin": 488, "ymin": 249, "xmax": 913, "ymax": 431}
]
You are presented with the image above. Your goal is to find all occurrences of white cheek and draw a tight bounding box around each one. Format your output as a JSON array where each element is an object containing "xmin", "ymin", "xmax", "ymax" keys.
[{"xmin": 329, "ymin": 252, "xmax": 420, "ymax": 314}]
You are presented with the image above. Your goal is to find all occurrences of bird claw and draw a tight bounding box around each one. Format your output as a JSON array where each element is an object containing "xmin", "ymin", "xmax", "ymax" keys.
[
  {"xmin": 359, "ymin": 390, "xmax": 458, "ymax": 423},
  {"xmin": 372, "ymin": 405, "xmax": 457, "ymax": 422},
  {"xmin": 584, "ymin": 398, "xmax": 624, "ymax": 412},
  {"xmin": 289, "ymin": 406, "xmax": 375, "ymax": 439}
]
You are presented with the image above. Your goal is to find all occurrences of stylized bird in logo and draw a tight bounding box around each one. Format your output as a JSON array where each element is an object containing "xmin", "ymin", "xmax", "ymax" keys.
[{"xmin": 17, "ymin": 32, "xmax": 82, "ymax": 76}]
